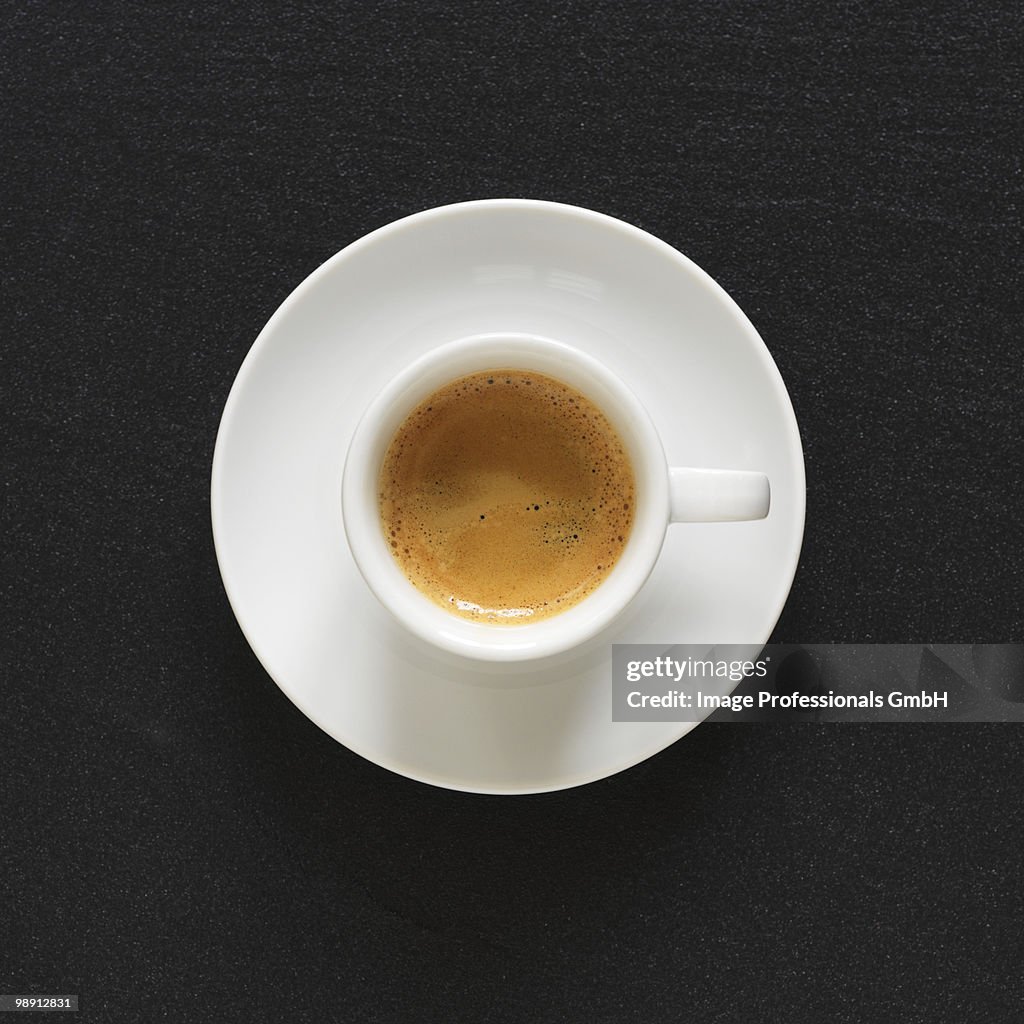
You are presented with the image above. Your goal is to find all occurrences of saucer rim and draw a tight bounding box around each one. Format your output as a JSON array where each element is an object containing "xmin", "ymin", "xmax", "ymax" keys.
[{"xmin": 211, "ymin": 198, "xmax": 806, "ymax": 794}]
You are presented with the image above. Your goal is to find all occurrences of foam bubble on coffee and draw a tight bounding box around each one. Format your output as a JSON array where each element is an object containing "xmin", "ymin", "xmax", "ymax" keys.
[{"xmin": 378, "ymin": 369, "xmax": 635, "ymax": 623}]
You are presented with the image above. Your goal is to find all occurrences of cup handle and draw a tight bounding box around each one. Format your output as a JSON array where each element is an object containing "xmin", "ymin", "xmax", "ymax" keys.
[{"xmin": 669, "ymin": 467, "xmax": 771, "ymax": 523}]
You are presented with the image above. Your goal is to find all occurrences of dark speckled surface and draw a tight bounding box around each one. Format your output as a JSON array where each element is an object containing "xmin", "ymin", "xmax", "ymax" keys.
[{"xmin": 2, "ymin": 2, "xmax": 1021, "ymax": 1021}]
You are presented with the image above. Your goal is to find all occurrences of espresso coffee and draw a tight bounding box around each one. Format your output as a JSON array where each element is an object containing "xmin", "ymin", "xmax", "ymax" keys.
[{"xmin": 378, "ymin": 369, "xmax": 636, "ymax": 623}]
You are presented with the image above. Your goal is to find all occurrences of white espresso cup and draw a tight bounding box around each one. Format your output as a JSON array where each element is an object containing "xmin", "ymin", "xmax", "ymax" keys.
[{"xmin": 342, "ymin": 333, "xmax": 769, "ymax": 662}]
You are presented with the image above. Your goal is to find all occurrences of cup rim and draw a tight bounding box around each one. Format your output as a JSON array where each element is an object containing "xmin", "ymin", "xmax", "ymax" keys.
[{"xmin": 341, "ymin": 332, "xmax": 671, "ymax": 662}]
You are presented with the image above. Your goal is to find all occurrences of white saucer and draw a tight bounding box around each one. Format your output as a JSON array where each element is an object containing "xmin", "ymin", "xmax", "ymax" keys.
[{"xmin": 211, "ymin": 200, "xmax": 805, "ymax": 794}]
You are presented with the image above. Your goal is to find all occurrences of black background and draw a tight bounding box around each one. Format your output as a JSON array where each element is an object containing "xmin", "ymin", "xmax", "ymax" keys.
[{"xmin": 3, "ymin": 2, "xmax": 1022, "ymax": 1021}]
